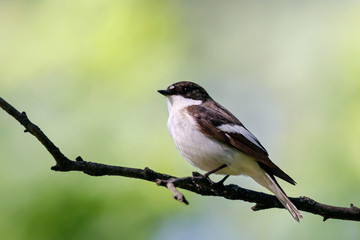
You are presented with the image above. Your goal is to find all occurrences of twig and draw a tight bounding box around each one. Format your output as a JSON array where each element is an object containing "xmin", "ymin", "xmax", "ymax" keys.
[
  {"xmin": 1, "ymin": 96, "xmax": 360, "ymax": 221},
  {"xmin": 157, "ymin": 178, "xmax": 189, "ymax": 205}
]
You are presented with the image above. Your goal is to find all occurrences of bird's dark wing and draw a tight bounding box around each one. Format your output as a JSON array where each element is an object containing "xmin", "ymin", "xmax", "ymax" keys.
[{"xmin": 187, "ymin": 104, "xmax": 296, "ymax": 185}]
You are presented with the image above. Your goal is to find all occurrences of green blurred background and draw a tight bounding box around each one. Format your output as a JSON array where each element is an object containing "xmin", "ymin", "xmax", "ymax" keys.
[{"xmin": 1, "ymin": 0, "xmax": 360, "ymax": 239}]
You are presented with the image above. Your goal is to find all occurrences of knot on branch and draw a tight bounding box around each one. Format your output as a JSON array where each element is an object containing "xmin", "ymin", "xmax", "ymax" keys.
[{"xmin": 50, "ymin": 158, "xmax": 77, "ymax": 172}]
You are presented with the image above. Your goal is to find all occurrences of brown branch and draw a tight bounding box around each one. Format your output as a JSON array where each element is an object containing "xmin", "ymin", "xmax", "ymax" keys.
[{"xmin": 1, "ymin": 96, "xmax": 360, "ymax": 222}]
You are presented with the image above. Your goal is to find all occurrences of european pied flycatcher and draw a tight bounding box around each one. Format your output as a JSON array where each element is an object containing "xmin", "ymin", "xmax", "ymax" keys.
[{"xmin": 158, "ymin": 81, "xmax": 302, "ymax": 222}]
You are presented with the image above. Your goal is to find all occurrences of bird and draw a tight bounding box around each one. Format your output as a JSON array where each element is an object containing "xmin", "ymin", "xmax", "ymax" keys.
[{"xmin": 158, "ymin": 81, "xmax": 302, "ymax": 222}]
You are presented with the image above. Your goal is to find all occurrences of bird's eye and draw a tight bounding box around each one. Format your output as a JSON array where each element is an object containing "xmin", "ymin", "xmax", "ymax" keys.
[{"xmin": 183, "ymin": 87, "xmax": 189, "ymax": 92}]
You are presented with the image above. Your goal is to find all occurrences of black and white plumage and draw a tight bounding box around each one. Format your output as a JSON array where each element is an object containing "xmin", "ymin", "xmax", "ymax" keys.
[{"xmin": 158, "ymin": 81, "xmax": 302, "ymax": 222}]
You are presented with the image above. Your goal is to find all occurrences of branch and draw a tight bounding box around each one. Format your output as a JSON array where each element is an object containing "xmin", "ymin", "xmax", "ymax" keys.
[{"xmin": 1, "ymin": 96, "xmax": 360, "ymax": 222}]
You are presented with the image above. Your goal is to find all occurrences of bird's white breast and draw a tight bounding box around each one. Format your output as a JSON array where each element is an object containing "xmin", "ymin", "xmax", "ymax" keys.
[{"xmin": 165, "ymin": 95, "xmax": 260, "ymax": 176}]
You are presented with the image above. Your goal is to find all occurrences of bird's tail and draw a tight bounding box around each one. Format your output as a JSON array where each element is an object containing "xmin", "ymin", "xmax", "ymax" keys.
[{"xmin": 255, "ymin": 171, "xmax": 303, "ymax": 222}]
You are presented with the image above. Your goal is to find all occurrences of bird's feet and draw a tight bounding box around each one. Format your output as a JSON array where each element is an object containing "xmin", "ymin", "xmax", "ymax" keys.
[
  {"xmin": 192, "ymin": 171, "xmax": 229, "ymax": 188},
  {"xmin": 191, "ymin": 164, "xmax": 229, "ymax": 188}
]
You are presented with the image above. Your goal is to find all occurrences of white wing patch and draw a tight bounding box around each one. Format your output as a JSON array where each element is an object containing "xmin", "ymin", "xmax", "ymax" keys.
[{"xmin": 217, "ymin": 124, "xmax": 266, "ymax": 152}]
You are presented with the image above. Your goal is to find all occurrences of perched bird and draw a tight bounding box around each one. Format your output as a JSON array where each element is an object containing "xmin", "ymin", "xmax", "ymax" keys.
[{"xmin": 158, "ymin": 81, "xmax": 302, "ymax": 222}]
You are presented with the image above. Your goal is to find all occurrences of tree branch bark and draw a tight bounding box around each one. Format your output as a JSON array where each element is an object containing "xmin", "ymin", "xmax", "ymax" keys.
[{"xmin": 1, "ymin": 96, "xmax": 360, "ymax": 222}]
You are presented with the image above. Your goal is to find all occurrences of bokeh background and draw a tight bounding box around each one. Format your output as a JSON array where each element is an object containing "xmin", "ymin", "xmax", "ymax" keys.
[{"xmin": 1, "ymin": 0, "xmax": 360, "ymax": 239}]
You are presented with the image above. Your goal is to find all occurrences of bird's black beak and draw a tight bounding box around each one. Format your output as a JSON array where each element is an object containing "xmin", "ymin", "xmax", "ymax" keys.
[{"xmin": 158, "ymin": 89, "xmax": 173, "ymax": 96}]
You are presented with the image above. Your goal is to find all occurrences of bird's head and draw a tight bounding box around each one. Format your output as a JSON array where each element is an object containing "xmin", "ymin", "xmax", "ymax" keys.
[{"xmin": 158, "ymin": 81, "xmax": 211, "ymax": 108}]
